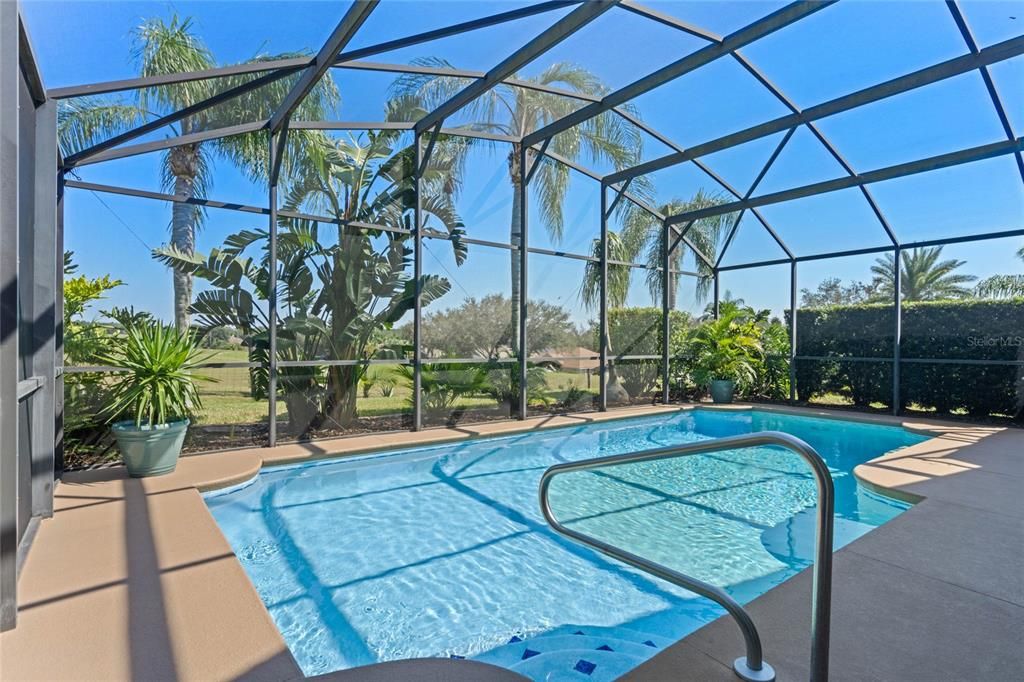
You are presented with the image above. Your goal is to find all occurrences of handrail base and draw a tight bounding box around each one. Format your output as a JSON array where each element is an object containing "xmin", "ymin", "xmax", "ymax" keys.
[{"xmin": 734, "ymin": 658, "xmax": 776, "ymax": 682}]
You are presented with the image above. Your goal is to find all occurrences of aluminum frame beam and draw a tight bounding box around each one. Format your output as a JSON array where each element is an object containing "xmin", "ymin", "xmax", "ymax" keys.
[
  {"xmin": 414, "ymin": 0, "xmax": 619, "ymax": 134},
  {"xmin": 63, "ymin": 179, "xmax": 411, "ymax": 236},
  {"xmin": 269, "ymin": 0, "xmax": 378, "ymax": 135},
  {"xmin": 946, "ymin": 0, "xmax": 1024, "ymax": 185},
  {"xmin": 72, "ymin": 120, "xmax": 268, "ymax": 167},
  {"xmin": 665, "ymin": 136, "xmax": 1024, "ymax": 226},
  {"xmin": 269, "ymin": 0, "xmax": 378, "ymax": 183},
  {"xmin": 716, "ymin": 227, "xmax": 1024, "ymax": 272},
  {"xmin": 607, "ymin": 33, "xmax": 1024, "ymax": 185},
  {"xmin": 47, "ymin": 2, "xmax": 580, "ymax": 99},
  {"xmin": 339, "ymin": 1, "xmax": 580, "ymax": 62},
  {"xmin": 521, "ymin": 1, "xmax": 834, "ymax": 148},
  {"xmin": 62, "ymin": 69, "xmax": 290, "ymax": 169},
  {"xmin": 620, "ymin": 2, "xmax": 872, "ymax": 254},
  {"xmin": 715, "ymin": 126, "xmax": 797, "ymax": 267}
]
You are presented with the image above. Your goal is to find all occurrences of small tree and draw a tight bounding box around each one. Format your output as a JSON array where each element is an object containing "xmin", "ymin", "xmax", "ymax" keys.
[{"xmin": 419, "ymin": 294, "xmax": 578, "ymax": 359}]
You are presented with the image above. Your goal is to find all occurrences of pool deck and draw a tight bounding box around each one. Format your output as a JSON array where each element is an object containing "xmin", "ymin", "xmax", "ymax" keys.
[{"xmin": 1, "ymin": 403, "xmax": 1020, "ymax": 681}]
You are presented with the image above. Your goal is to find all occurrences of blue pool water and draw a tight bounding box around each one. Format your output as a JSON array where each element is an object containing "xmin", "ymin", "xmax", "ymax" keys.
[{"xmin": 206, "ymin": 410, "xmax": 926, "ymax": 680}]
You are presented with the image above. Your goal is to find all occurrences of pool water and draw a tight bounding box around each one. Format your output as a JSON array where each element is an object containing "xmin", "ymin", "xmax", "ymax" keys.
[{"xmin": 206, "ymin": 410, "xmax": 926, "ymax": 680}]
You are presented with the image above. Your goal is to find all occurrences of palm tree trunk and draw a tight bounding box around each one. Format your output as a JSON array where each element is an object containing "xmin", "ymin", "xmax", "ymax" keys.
[
  {"xmin": 170, "ymin": 176, "xmax": 196, "ymax": 331},
  {"xmin": 169, "ymin": 147, "xmax": 199, "ymax": 331}
]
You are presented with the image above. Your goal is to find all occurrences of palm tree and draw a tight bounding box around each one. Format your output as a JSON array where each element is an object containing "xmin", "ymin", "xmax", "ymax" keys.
[
  {"xmin": 871, "ymin": 246, "xmax": 977, "ymax": 301},
  {"xmin": 58, "ymin": 14, "xmax": 338, "ymax": 330},
  {"xmin": 391, "ymin": 59, "xmax": 646, "ymax": 355},
  {"xmin": 576, "ymin": 193, "xmax": 731, "ymax": 401},
  {"xmin": 974, "ymin": 243, "xmax": 1024, "ymax": 299},
  {"xmin": 581, "ymin": 191, "xmax": 732, "ymax": 312}
]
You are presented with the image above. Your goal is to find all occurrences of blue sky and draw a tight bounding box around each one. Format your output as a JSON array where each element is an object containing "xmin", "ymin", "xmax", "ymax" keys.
[{"xmin": 22, "ymin": 0, "xmax": 1024, "ymax": 323}]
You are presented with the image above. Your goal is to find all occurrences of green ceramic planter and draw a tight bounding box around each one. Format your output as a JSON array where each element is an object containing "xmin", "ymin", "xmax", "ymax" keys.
[
  {"xmin": 111, "ymin": 419, "xmax": 189, "ymax": 477},
  {"xmin": 709, "ymin": 379, "xmax": 736, "ymax": 404}
]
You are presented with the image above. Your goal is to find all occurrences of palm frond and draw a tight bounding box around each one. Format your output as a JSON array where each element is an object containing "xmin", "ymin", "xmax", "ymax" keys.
[
  {"xmin": 57, "ymin": 98, "xmax": 144, "ymax": 156},
  {"xmin": 133, "ymin": 14, "xmax": 216, "ymax": 114}
]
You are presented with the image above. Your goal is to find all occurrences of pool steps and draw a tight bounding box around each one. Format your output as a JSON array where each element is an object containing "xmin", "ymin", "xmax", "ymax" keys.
[{"xmin": 469, "ymin": 625, "xmax": 669, "ymax": 680}]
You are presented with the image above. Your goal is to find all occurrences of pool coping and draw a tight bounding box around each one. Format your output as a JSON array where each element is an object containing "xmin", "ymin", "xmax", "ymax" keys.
[{"xmin": 1, "ymin": 402, "xmax": 1018, "ymax": 681}]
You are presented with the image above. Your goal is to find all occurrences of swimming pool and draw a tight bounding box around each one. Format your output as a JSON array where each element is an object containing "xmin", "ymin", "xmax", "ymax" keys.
[{"xmin": 206, "ymin": 409, "xmax": 926, "ymax": 680}]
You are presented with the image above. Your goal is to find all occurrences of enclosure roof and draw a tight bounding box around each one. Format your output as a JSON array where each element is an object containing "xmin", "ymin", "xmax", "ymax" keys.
[{"xmin": 40, "ymin": 0, "xmax": 1024, "ymax": 266}]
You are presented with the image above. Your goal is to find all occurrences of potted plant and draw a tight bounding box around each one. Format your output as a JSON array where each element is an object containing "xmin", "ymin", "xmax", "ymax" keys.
[
  {"xmin": 687, "ymin": 310, "xmax": 762, "ymax": 404},
  {"xmin": 98, "ymin": 322, "xmax": 211, "ymax": 477}
]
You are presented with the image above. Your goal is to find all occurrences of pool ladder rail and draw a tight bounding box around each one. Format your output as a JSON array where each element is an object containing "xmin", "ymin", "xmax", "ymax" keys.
[{"xmin": 538, "ymin": 431, "xmax": 835, "ymax": 682}]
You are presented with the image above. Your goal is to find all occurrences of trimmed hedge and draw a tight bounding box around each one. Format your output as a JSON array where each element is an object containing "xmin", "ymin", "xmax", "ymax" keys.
[{"xmin": 787, "ymin": 299, "xmax": 1024, "ymax": 419}]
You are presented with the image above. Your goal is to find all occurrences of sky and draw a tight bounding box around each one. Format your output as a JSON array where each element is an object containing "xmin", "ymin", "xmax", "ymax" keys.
[{"xmin": 21, "ymin": 0, "xmax": 1024, "ymax": 324}]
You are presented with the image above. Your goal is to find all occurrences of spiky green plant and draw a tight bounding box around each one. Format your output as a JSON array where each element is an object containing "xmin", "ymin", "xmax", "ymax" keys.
[{"xmin": 97, "ymin": 323, "xmax": 212, "ymax": 426}]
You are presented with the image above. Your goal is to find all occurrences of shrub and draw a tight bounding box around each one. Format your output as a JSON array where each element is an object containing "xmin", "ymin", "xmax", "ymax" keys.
[
  {"xmin": 606, "ymin": 308, "xmax": 691, "ymax": 398},
  {"xmin": 484, "ymin": 365, "xmax": 551, "ymax": 412},
  {"xmin": 686, "ymin": 309, "xmax": 762, "ymax": 387},
  {"xmin": 787, "ymin": 299, "xmax": 1023, "ymax": 418},
  {"xmin": 396, "ymin": 363, "xmax": 490, "ymax": 418}
]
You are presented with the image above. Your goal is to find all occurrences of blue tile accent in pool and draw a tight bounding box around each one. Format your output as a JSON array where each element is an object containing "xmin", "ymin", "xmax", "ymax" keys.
[
  {"xmin": 207, "ymin": 409, "xmax": 923, "ymax": 680},
  {"xmin": 574, "ymin": 659, "xmax": 597, "ymax": 675}
]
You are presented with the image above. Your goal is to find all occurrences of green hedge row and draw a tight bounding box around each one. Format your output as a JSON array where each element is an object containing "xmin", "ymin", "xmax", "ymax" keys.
[{"xmin": 788, "ymin": 299, "xmax": 1024, "ymax": 419}]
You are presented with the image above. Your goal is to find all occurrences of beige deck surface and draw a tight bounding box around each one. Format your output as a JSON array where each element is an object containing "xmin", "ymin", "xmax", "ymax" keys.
[{"xmin": 0, "ymin": 403, "xmax": 1020, "ymax": 681}]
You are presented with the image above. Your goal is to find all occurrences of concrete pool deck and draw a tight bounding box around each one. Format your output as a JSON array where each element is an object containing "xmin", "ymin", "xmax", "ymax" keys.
[{"xmin": 0, "ymin": 403, "xmax": 1020, "ymax": 681}]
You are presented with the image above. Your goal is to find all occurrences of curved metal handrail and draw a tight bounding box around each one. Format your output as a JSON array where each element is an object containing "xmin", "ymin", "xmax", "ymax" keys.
[{"xmin": 538, "ymin": 431, "xmax": 835, "ymax": 682}]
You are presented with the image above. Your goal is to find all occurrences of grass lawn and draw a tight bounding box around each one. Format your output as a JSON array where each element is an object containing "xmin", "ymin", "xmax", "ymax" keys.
[{"xmin": 191, "ymin": 349, "xmax": 600, "ymax": 426}]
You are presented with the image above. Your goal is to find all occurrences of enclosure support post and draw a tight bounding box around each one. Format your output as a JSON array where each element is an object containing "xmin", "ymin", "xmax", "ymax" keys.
[
  {"xmin": 713, "ymin": 270, "xmax": 721, "ymax": 320},
  {"xmin": 662, "ymin": 220, "xmax": 671, "ymax": 404},
  {"xmin": 412, "ymin": 132, "xmax": 424, "ymax": 431},
  {"xmin": 30, "ymin": 98, "xmax": 57, "ymax": 518},
  {"xmin": 267, "ymin": 133, "xmax": 279, "ymax": 447},
  {"xmin": 55, "ymin": 172, "xmax": 65, "ymax": 475},
  {"xmin": 598, "ymin": 182, "xmax": 608, "ymax": 412},
  {"xmin": 789, "ymin": 260, "xmax": 798, "ymax": 404},
  {"xmin": 517, "ymin": 144, "xmax": 529, "ymax": 420},
  {"xmin": 0, "ymin": 0, "xmax": 19, "ymax": 629},
  {"xmin": 892, "ymin": 246, "xmax": 902, "ymax": 415}
]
